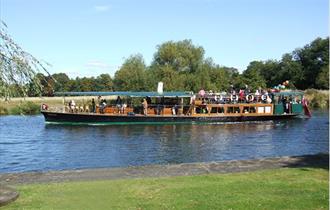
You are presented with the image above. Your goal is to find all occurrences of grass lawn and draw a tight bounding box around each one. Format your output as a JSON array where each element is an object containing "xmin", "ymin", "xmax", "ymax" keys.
[{"xmin": 3, "ymin": 168, "xmax": 329, "ymax": 210}]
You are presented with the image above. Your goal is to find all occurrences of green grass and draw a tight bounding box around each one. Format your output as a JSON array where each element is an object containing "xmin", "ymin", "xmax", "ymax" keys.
[
  {"xmin": 8, "ymin": 101, "xmax": 40, "ymax": 115},
  {"xmin": 3, "ymin": 168, "xmax": 329, "ymax": 210},
  {"xmin": 0, "ymin": 96, "xmax": 115, "ymax": 115}
]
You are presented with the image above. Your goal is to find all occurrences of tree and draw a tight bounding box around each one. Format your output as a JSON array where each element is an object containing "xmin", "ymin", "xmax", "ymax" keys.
[
  {"xmin": 27, "ymin": 73, "xmax": 54, "ymax": 96},
  {"xmin": 113, "ymin": 54, "xmax": 147, "ymax": 91},
  {"xmin": 148, "ymin": 65, "xmax": 183, "ymax": 91},
  {"xmin": 152, "ymin": 39, "xmax": 204, "ymax": 73},
  {"xmin": 277, "ymin": 54, "xmax": 304, "ymax": 89},
  {"xmin": 316, "ymin": 64, "xmax": 329, "ymax": 89},
  {"xmin": 293, "ymin": 37, "xmax": 329, "ymax": 89},
  {"xmin": 242, "ymin": 61, "xmax": 267, "ymax": 90},
  {"xmin": 52, "ymin": 73, "xmax": 70, "ymax": 92},
  {"xmin": 0, "ymin": 21, "xmax": 51, "ymax": 99},
  {"xmin": 95, "ymin": 74, "xmax": 113, "ymax": 91}
]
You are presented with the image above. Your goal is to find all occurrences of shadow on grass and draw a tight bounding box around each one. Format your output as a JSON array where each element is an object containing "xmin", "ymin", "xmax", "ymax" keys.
[{"xmin": 284, "ymin": 153, "xmax": 329, "ymax": 170}]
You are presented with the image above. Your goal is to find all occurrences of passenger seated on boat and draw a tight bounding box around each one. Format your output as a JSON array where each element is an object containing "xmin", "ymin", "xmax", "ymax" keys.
[
  {"xmin": 121, "ymin": 103, "xmax": 127, "ymax": 114},
  {"xmin": 85, "ymin": 105, "xmax": 89, "ymax": 112},
  {"xmin": 156, "ymin": 97, "xmax": 164, "ymax": 115},
  {"xmin": 243, "ymin": 107, "xmax": 249, "ymax": 113},
  {"xmin": 65, "ymin": 104, "xmax": 70, "ymax": 112},
  {"xmin": 99, "ymin": 99, "xmax": 107, "ymax": 114},
  {"xmin": 78, "ymin": 104, "xmax": 84, "ymax": 112},
  {"xmin": 201, "ymin": 98, "xmax": 208, "ymax": 113},
  {"xmin": 69, "ymin": 100, "xmax": 76, "ymax": 113},
  {"xmin": 266, "ymin": 96, "xmax": 272, "ymax": 104}
]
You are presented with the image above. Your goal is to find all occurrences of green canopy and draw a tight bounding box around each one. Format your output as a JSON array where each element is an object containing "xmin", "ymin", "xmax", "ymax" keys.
[
  {"xmin": 272, "ymin": 91, "xmax": 304, "ymax": 96},
  {"xmin": 54, "ymin": 91, "xmax": 194, "ymax": 98}
]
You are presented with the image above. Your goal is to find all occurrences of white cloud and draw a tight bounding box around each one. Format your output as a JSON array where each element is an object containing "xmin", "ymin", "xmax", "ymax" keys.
[
  {"xmin": 85, "ymin": 60, "xmax": 110, "ymax": 69},
  {"xmin": 94, "ymin": 5, "xmax": 110, "ymax": 12}
]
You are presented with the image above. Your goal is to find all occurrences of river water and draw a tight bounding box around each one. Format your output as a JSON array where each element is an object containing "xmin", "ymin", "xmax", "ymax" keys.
[{"xmin": 0, "ymin": 111, "xmax": 328, "ymax": 173}]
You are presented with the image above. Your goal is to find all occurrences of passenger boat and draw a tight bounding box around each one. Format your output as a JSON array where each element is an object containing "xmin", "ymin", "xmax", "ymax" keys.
[{"xmin": 41, "ymin": 89, "xmax": 310, "ymax": 124}]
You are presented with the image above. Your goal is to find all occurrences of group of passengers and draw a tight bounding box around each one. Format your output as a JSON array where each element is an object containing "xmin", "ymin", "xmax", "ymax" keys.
[
  {"xmin": 278, "ymin": 95, "xmax": 301, "ymax": 114},
  {"xmin": 66, "ymin": 96, "xmax": 132, "ymax": 115},
  {"xmin": 141, "ymin": 96, "xmax": 180, "ymax": 116},
  {"xmin": 196, "ymin": 85, "xmax": 275, "ymax": 105},
  {"xmin": 99, "ymin": 96, "xmax": 128, "ymax": 114},
  {"xmin": 67, "ymin": 100, "xmax": 90, "ymax": 113}
]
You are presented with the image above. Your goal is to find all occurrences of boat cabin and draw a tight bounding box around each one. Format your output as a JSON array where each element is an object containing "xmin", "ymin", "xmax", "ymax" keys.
[{"xmin": 52, "ymin": 90, "xmax": 304, "ymax": 117}]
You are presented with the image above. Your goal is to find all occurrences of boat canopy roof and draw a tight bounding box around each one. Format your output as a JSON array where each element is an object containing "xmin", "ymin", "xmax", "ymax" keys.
[
  {"xmin": 54, "ymin": 91, "xmax": 194, "ymax": 98},
  {"xmin": 272, "ymin": 91, "xmax": 304, "ymax": 96}
]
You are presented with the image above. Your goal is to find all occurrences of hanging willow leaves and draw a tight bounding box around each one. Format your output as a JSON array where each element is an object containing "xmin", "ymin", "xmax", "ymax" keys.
[{"xmin": 0, "ymin": 21, "xmax": 52, "ymax": 100}]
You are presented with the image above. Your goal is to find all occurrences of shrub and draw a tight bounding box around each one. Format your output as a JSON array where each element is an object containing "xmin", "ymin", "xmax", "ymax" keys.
[
  {"xmin": 305, "ymin": 89, "xmax": 329, "ymax": 109},
  {"xmin": 9, "ymin": 101, "xmax": 40, "ymax": 115},
  {"xmin": 0, "ymin": 105, "xmax": 9, "ymax": 115}
]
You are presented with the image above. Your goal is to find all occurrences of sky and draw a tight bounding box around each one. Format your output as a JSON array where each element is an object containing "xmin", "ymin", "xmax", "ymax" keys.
[{"xmin": 1, "ymin": 0, "xmax": 329, "ymax": 78}]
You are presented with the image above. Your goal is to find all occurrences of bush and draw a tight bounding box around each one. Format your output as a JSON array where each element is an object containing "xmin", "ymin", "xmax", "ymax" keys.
[
  {"xmin": 9, "ymin": 101, "xmax": 40, "ymax": 115},
  {"xmin": 305, "ymin": 89, "xmax": 329, "ymax": 109},
  {"xmin": 0, "ymin": 105, "xmax": 9, "ymax": 115}
]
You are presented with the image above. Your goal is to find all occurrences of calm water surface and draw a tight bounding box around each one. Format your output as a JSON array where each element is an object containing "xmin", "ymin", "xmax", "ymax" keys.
[{"xmin": 0, "ymin": 111, "xmax": 328, "ymax": 173}]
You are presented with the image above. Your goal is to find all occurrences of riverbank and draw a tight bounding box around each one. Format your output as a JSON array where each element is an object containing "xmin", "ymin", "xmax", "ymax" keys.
[
  {"xmin": 304, "ymin": 89, "xmax": 329, "ymax": 109},
  {"xmin": 1, "ymin": 153, "xmax": 328, "ymax": 185},
  {"xmin": 0, "ymin": 89, "xmax": 328, "ymax": 115},
  {"xmin": 0, "ymin": 96, "xmax": 115, "ymax": 115},
  {"xmin": 1, "ymin": 154, "xmax": 328, "ymax": 209}
]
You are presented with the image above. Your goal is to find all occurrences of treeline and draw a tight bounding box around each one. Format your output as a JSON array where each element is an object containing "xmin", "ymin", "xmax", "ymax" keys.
[{"xmin": 26, "ymin": 37, "xmax": 329, "ymax": 96}]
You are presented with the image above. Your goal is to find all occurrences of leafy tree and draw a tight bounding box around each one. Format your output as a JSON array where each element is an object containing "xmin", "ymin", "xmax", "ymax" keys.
[
  {"xmin": 152, "ymin": 39, "xmax": 204, "ymax": 73},
  {"xmin": 114, "ymin": 54, "xmax": 147, "ymax": 91},
  {"xmin": 277, "ymin": 54, "xmax": 304, "ymax": 89},
  {"xmin": 148, "ymin": 65, "xmax": 184, "ymax": 91},
  {"xmin": 0, "ymin": 21, "xmax": 51, "ymax": 99},
  {"xmin": 95, "ymin": 74, "xmax": 113, "ymax": 91},
  {"xmin": 316, "ymin": 64, "xmax": 329, "ymax": 89},
  {"xmin": 242, "ymin": 61, "xmax": 267, "ymax": 90},
  {"xmin": 293, "ymin": 37, "xmax": 329, "ymax": 89},
  {"xmin": 52, "ymin": 73, "xmax": 70, "ymax": 92},
  {"xmin": 75, "ymin": 77, "xmax": 96, "ymax": 92}
]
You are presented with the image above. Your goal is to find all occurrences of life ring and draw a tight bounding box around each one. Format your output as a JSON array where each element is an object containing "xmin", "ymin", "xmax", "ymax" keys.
[
  {"xmin": 246, "ymin": 94, "xmax": 254, "ymax": 102},
  {"xmin": 230, "ymin": 94, "xmax": 238, "ymax": 102},
  {"xmin": 41, "ymin": 103, "xmax": 48, "ymax": 110},
  {"xmin": 261, "ymin": 94, "xmax": 267, "ymax": 101}
]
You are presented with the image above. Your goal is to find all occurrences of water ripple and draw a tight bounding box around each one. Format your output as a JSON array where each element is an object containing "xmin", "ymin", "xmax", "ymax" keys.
[{"xmin": 0, "ymin": 112, "xmax": 328, "ymax": 173}]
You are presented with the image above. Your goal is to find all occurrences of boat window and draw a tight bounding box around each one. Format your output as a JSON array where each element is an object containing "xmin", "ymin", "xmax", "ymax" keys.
[
  {"xmin": 257, "ymin": 106, "xmax": 265, "ymax": 113},
  {"xmin": 243, "ymin": 106, "xmax": 256, "ymax": 113},
  {"xmin": 227, "ymin": 106, "xmax": 240, "ymax": 114},
  {"xmin": 265, "ymin": 106, "xmax": 272, "ymax": 113},
  {"xmin": 210, "ymin": 107, "xmax": 225, "ymax": 114}
]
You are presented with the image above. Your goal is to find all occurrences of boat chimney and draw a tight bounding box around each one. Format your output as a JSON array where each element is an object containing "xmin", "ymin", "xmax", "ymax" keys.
[{"xmin": 157, "ymin": 82, "xmax": 163, "ymax": 94}]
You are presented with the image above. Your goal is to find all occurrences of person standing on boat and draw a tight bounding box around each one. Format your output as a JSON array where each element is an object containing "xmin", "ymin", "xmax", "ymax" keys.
[
  {"xmin": 244, "ymin": 84, "xmax": 250, "ymax": 97},
  {"xmin": 142, "ymin": 98, "xmax": 148, "ymax": 116},
  {"xmin": 116, "ymin": 96, "xmax": 123, "ymax": 114},
  {"xmin": 91, "ymin": 98, "xmax": 96, "ymax": 113},
  {"xmin": 239, "ymin": 89, "xmax": 245, "ymax": 103},
  {"xmin": 187, "ymin": 95, "xmax": 196, "ymax": 115}
]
